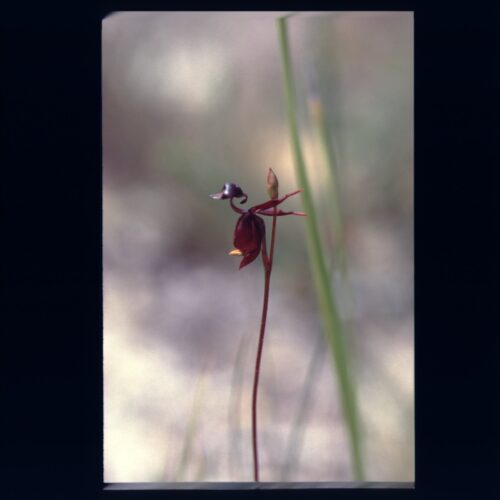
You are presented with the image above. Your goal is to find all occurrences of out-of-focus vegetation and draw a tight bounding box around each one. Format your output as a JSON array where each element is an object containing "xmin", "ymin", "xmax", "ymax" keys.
[
  {"xmin": 277, "ymin": 14, "xmax": 364, "ymax": 480},
  {"xmin": 103, "ymin": 11, "xmax": 413, "ymax": 482}
]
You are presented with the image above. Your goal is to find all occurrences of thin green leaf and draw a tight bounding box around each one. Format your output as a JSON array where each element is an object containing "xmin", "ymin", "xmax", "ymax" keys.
[{"xmin": 276, "ymin": 15, "xmax": 364, "ymax": 481}]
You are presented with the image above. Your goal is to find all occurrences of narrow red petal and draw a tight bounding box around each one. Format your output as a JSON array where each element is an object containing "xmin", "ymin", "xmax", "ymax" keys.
[
  {"xmin": 239, "ymin": 248, "xmax": 261, "ymax": 269},
  {"xmin": 257, "ymin": 209, "xmax": 306, "ymax": 217},
  {"xmin": 249, "ymin": 189, "xmax": 303, "ymax": 212},
  {"xmin": 229, "ymin": 197, "xmax": 245, "ymax": 214}
]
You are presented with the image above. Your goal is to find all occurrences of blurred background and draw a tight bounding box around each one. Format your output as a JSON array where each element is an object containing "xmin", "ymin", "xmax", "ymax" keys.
[{"xmin": 103, "ymin": 11, "xmax": 413, "ymax": 482}]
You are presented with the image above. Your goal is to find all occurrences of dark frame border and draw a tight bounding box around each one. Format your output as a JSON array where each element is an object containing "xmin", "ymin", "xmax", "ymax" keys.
[{"xmin": 99, "ymin": 5, "xmax": 416, "ymax": 494}]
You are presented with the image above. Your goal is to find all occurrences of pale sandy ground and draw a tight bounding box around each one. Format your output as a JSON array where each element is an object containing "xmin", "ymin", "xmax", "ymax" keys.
[{"xmin": 103, "ymin": 184, "xmax": 413, "ymax": 482}]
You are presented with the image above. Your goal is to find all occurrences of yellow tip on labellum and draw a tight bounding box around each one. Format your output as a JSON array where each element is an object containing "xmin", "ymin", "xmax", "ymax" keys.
[{"xmin": 228, "ymin": 248, "xmax": 243, "ymax": 256}]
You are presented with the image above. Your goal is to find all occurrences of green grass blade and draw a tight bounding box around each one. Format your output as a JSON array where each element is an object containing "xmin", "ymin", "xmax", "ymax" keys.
[
  {"xmin": 308, "ymin": 92, "xmax": 347, "ymax": 276},
  {"xmin": 308, "ymin": 85, "xmax": 359, "ymax": 364},
  {"xmin": 276, "ymin": 15, "xmax": 364, "ymax": 480}
]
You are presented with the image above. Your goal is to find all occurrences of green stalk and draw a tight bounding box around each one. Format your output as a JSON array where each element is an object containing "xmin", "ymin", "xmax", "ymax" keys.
[
  {"xmin": 312, "ymin": 90, "xmax": 361, "ymax": 384},
  {"xmin": 308, "ymin": 93, "xmax": 347, "ymax": 276},
  {"xmin": 276, "ymin": 15, "xmax": 364, "ymax": 480}
]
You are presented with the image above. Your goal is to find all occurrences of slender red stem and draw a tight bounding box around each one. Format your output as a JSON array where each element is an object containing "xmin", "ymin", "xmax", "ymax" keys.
[
  {"xmin": 269, "ymin": 210, "xmax": 278, "ymax": 264},
  {"xmin": 252, "ymin": 208, "xmax": 277, "ymax": 482}
]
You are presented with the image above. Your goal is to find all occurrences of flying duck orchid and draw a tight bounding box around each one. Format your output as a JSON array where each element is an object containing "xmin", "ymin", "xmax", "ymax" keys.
[{"xmin": 210, "ymin": 179, "xmax": 305, "ymax": 270}]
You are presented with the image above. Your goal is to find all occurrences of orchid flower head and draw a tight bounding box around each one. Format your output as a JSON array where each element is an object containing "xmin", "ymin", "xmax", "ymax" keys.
[{"xmin": 210, "ymin": 175, "xmax": 305, "ymax": 269}]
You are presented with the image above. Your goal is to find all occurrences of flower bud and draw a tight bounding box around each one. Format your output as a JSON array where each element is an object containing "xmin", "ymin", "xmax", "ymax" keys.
[{"xmin": 266, "ymin": 168, "xmax": 279, "ymax": 200}]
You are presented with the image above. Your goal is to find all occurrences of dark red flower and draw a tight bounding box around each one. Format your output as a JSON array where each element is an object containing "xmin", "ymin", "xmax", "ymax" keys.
[
  {"xmin": 210, "ymin": 182, "xmax": 305, "ymax": 269},
  {"xmin": 233, "ymin": 212, "xmax": 266, "ymax": 268}
]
